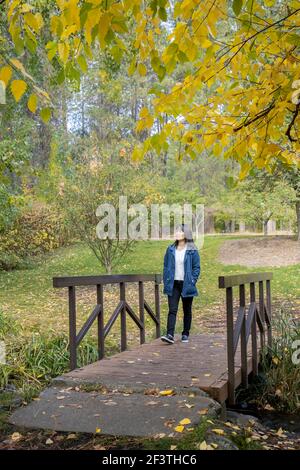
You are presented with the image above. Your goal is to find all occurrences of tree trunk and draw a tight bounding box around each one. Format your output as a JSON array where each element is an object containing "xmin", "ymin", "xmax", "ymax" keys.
[
  {"xmin": 263, "ymin": 220, "xmax": 268, "ymax": 236},
  {"xmin": 296, "ymin": 200, "xmax": 300, "ymax": 241},
  {"xmin": 106, "ymin": 263, "xmax": 112, "ymax": 274}
]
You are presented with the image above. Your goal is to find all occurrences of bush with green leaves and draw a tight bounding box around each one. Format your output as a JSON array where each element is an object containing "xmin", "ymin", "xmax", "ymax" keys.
[
  {"xmin": 259, "ymin": 307, "xmax": 300, "ymax": 413},
  {"xmin": 0, "ymin": 200, "xmax": 70, "ymax": 270}
]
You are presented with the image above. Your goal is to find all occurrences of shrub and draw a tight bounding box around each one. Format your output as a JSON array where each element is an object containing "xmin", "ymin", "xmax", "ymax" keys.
[
  {"xmin": 0, "ymin": 201, "xmax": 70, "ymax": 270},
  {"xmin": 259, "ymin": 306, "xmax": 300, "ymax": 413}
]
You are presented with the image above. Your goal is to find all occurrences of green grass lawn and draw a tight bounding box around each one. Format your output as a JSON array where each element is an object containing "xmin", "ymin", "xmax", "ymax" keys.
[{"xmin": 0, "ymin": 235, "xmax": 299, "ymax": 337}]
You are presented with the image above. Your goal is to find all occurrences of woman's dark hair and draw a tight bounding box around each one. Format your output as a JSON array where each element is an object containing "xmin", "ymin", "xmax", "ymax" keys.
[{"xmin": 174, "ymin": 223, "xmax": 194, "ymax": 246}]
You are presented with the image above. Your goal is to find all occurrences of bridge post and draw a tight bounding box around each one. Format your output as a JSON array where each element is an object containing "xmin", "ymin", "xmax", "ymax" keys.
[
  {"xmin": 120, "ymin": 282, "xmax": 127, "ymax": 351},
  {"xmin": 139, "ymin": 281, "xmax": 145, "ymax": 344},
  {"xmin": 266, "ymin": 279, "xmax": 272, "ymax": 346},
  {"xmin": 226, "ymin": 286, "xmax": 235, "ymax": 405},
  {"xmin": 250, "ymin": 282, "xmax": 258, "ymax": 376},
  {"xmin": 68, "ymin": 286, "xmax": 77, "ymax": 370},
  {"xmin": 97, "ymin": 284, "xmax": 105, "ymax": 359},
  {"xmin": 259, "ymin": 281, "xmax": 265, "ymax": 350},
  {"xmin": 239, "ymin": 284, "xmax": 248, "ymax": 388},
  {"xmin": 155, "ymin": 276, "xmax": 161, "ymax": 338}
]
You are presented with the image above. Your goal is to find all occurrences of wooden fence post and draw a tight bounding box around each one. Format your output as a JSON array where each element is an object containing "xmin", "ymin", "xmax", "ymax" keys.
[
  {"xmin": 226, "ymin": 286, "xmax": 235, "ymax": 405},
  {"xmin": 120, "ymin": 282, "xmax": 127, "ymax": 351},
  {"xmin": 68, "ymin": 285, "xmax": 77, "ymax": 370}
]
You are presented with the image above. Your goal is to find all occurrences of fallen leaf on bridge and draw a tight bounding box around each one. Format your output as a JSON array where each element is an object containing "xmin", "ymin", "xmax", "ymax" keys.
[
  {"xmin": 180, "ymin": 418, "xmax": 191, "ymax": 425},
  {"xmin": 153, "ymin": 433, "xmax": 166, "ymax": 438},
  {"xmin": 185, "ymin": 404, "xmax": 194, "ymax": 409},
  {"xmin": 198, "ymin": 408, "xmax": 208, "ymax": 415},
  {"xmin": 159, "ymin": 389, "xmax": 174, "ymax": 396},
  {"xmin": 174, "ymin": 425, "xmax": 184, "ymax": 433}
]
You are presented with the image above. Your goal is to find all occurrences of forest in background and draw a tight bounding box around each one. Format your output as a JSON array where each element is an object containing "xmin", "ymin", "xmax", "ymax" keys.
[{"xmin": 0, "ymin": 1, "xmax": 299, "ymax": 273}]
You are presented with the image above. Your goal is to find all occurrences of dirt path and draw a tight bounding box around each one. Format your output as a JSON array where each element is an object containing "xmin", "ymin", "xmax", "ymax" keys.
[{"xmin": 218, "ymin": 236, "xmax": 300, "ymax": 267}]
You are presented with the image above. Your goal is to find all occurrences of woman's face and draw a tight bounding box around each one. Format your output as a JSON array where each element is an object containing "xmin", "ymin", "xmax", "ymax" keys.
[{"xmin": 175, "ymin": 228, "xmax": 185, "ymax": 241}]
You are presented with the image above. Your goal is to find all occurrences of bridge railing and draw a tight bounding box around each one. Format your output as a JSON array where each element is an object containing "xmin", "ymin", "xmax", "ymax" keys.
[
  {"xmin": 53, "ymin": 274, "xmax": 161, "ymax": 370},
  {"xmin": 219, "ymin": 272, "xmax": 273, "ymax": 405}
]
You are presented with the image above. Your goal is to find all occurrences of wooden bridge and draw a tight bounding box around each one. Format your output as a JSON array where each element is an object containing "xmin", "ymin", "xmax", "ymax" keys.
[
  {"xmin": 9, "ymin": 271, "xmax": 273, "ymax": 436},
  {"xmin": 52, "ymin": 271, "xmax": 273, "ymax": 406}
]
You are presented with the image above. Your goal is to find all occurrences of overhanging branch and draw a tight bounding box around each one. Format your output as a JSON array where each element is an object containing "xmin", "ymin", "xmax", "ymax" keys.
[{"xmin": 286, "ymin": 103, "xmax": 300, "ymax": 142}]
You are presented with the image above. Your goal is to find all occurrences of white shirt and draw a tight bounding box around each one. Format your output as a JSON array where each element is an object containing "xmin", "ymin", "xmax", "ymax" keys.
[{"xmin": 174, "ymin": 246, "xmax": 187, "ymax": 280}]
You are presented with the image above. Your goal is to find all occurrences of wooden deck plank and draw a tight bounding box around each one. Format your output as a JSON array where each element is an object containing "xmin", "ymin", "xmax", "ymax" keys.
[{"xmin": 55, "ymin": 333, "xmax": 259, "ymax": 403}]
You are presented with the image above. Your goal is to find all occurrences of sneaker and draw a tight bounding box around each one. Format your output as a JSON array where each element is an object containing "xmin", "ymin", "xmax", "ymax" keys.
[
  {"xmin": 181, "ymin": 334, "xmax": 189, "ymax": 343},
  {"xmin": 161, "ymin": 334, "xmax": 174, "ymax": 344}
]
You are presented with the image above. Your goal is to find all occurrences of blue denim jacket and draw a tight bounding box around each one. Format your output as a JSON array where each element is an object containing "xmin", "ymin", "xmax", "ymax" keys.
[{"xmin": 163, "ymin": 243, "xmax": 201, "ymax": 297}]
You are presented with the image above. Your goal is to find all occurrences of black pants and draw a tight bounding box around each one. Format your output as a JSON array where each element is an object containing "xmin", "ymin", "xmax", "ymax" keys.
[{"xmin": 167, "ymin": 280, "xmax": 193, "ymax": 337}]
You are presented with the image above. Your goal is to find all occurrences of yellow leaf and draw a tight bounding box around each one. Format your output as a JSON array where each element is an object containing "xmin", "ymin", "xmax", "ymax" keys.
[
  {"xmin": 58, "ymin": 42, "xmax": 70, "ymax": 64},
  {"xmin": 202, "ymin": 38, "xmax": 211, "ymax": 48},
  {"xmin": 212, "ymin": 428, "xmax": 225, "ymax": 435},
  {"xmin": 27, "ymin": 93, "xmax": 38, "ymax": 113},
  {"xmin": 198, "ymin": 408, "xmax": 208, "ymax": 415},
  {"xmin": 276, "ymin": 427, "xmax": 285, "ymax": 436},
  {"xmin": 11, "ymin": 79, "xmax": 27, "ymax": 102},
  {"xmin": 128, "ymin": 58, "xmax": 136, "ymax": 76},
  {"xmin": 174, "ymin": 425, "xmax": 184, "ymax": 433},
  {"xmin": 272, "ymin": 357, "xmax": 279, "ymax": 365},
  {"xmin": 95, "ymin": 427, "xmax": 101, "ymax": 434},
  {"xmin": 138, "ymin": 63, "xmax": 147, "ymax": 76},
  {"xmin": 98, "ymin": 13, "xmax": 111, "ymax": 47},
  {"xmin": 8, "ymin": 0, "xmax": 21, "ymax": 20},
  {"xmin": 24, "ymin": 12, "xmax": 40, "ymax": 32},
  {"xmin": 159, "ymin": 389, "xmax": 174, "ymax": 396},
  {"xmin": 180, "ymin": 418, "xmax": 191, "ymax": 425},
  {"xmin": 0, "ymin": 66, "xmax": 12, "ymax": 85},
  {"xmin": 10, "ymin": 58, "xmax": 26, "ymax": 73},
  {"xmin": 199, "ymin": 440, "xmax": 208, "ymax": 450},
  {"xmin": 11, "ymin": 432, "xmax": 22, "ymax": 442}
]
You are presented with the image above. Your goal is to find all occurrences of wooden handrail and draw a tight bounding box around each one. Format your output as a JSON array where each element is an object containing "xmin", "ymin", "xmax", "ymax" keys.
[
  {"xmin": 53, "ymin": 274, "xmax": 161, "ymax": 370},
  {"xmin": 219, "ymin": 272, "xmax": 273, "ymax": 405},
  {"xmin": 53, "ymin": 274, "xmax": 162, "ymax": 288},
  {"xmin": 219, "ymin": 272, "xmax": 273, "ymax": 288}
]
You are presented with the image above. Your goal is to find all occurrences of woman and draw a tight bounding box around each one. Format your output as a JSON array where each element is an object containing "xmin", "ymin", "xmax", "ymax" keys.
[{"xmin": 161, "ymin": 224, "xmax": 201, "ymax": 344}]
